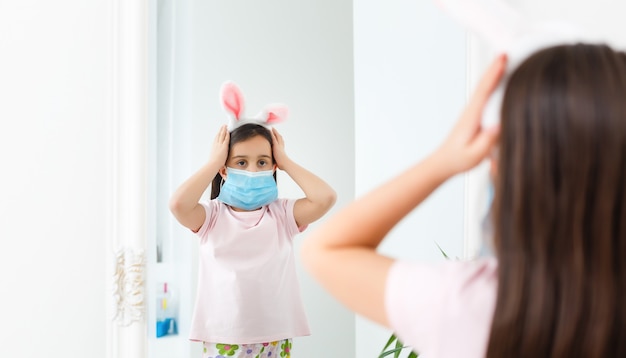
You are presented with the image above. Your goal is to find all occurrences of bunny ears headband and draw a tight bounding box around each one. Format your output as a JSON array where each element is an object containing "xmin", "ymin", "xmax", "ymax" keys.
[
  {"xmin": 435, "ymin": 0, "xmax": 588, "ymax": 126},
  {"xmin": 221, "ymin": 81, "xmax": 288, "ymax": 132}
]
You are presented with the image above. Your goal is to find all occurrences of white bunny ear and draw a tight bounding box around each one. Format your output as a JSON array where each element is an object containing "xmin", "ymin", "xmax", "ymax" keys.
[
  {"xmin": 435, "ymin": 0, "xmax": 525, "ymax": 51},
  {"xmin": 221, "ymin": 81, "xmax": 245, "ymax": 129},
  {"xmin": 255, "ymin": 104, "xmax": 288, "ymax": 125},
  {"xmin": 220, "ymin": 81, "xmax": 289, "ymax": 131},
  {"xmin": 435, "ymin": 0, "xmax": 586, "ymax": 127}
]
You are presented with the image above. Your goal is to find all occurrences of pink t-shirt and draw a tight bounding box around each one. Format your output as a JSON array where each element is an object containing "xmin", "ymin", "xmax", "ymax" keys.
[
  {"xmin": 385, "ymin": 258, "xmax": 498, "ymax": 358},
  {"xmin": 189, "ymin": 198, "xmax": 310, "ymax": 344}
]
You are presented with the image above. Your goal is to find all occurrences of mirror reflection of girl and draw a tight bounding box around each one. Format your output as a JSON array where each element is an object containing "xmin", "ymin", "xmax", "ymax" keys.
[
  {"xmin": 170, "ymin": 90, "xmax": 336, "ymax": 357},
  {"xmin": 302, "ymin": 44, "xmax": 626, "ymax": 358}
]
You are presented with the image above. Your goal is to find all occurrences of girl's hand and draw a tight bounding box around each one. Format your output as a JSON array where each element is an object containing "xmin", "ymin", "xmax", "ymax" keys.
[
  {"xmin": 435, "ymin": 54, "xmax": 507, "ymax": 175},
  {"xmin": 211, "ymin": 125, "xmax": 230, "ymax": 165},
  {"xmin": 271, "ymin": 127, "xmax": 289, "ymax": 170}
]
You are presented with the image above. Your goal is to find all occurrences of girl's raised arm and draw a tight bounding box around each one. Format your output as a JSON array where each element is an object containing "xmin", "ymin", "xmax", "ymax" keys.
[
  {"xmin": 271, "ymin": 128, "xmax": 337, "ymax": 228},
  {"xmin": 169, "ymin": 125, "xmax": 229, "ymax": 232}
]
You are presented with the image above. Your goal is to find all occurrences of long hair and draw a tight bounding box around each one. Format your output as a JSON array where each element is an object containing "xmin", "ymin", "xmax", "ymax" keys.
[
  {"xmin": 486, "ymin": 44, "xmax": 626, "ymax": 357},
  {"xmin": 210, "ymin": 123, "xmax": 277, "ymax": 199}
]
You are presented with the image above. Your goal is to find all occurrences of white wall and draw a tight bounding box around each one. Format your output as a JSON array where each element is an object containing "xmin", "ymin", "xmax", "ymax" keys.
[{"xmin": 0, "ymin": 1, "xmax": 109, "ymax": 357}]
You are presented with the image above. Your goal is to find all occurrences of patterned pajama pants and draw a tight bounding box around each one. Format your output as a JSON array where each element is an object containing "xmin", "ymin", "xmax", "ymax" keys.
[{"xmin": 202, "ymin": 339, "xmax": 292, "ymax": 358}]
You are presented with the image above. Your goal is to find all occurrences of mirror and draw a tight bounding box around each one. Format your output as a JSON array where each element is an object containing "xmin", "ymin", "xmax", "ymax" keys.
[{"xmin": 146, "ymin": 0, "xmax": 473, "ymax": 357}]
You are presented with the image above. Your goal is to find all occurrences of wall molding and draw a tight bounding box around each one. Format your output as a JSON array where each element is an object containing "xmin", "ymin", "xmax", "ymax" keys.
[{"xmin": 112, "ymin": 248, "xmax": 146, "ymax": 327}]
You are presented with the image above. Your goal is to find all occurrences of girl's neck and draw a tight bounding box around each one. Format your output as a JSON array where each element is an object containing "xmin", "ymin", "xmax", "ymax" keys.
[{"xmin": 229, "ymin": 205, "xmax": 263, "ymax": 212}]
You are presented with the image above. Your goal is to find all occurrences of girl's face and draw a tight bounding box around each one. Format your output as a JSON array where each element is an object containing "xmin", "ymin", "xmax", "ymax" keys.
[{"xmin": 224, "ymin": 135, "xmax": 275, "ymax": 173}]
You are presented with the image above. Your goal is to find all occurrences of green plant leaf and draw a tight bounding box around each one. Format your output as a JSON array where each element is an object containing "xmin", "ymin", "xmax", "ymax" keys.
[
  {"xmin": 395, "ymin": 338, "xmax": 403, "ymax": 358},
  {"xmin": 435, "ymin": 242, "xmax": 449, "ymax": 259},
  {"xmin": 380, "ymin": 333, "xmax": 397, "ymax": 354},
  {"xmin": 379, "ymin": 347, "xmax": 405, "ymax": 358}
]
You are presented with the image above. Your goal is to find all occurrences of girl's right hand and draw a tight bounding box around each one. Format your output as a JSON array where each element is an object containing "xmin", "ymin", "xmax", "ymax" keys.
[
  {"xmin": 434, "ymin": 54, "xmax": 507, "ymax": 176},
  {"xmin": 211, "ymin": 125, "xmax": 230, "ymax": 165}
]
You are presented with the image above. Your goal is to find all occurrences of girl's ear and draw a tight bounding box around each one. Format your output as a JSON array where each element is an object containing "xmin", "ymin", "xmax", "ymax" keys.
[
  {"xmin": 221, "ymin": 81, "xmax": 245, "ymax": 120},
  {"xmin": 219, "ymin": 166, "xmax": 228, "ymax": 179}
]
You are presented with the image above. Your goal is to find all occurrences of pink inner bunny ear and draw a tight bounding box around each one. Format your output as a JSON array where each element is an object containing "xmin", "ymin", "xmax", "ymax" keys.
[
  {"xmin": 221, "ymin": 82, "xmax": 245, "ymax": 119},
  {"xmin": 264, "ymin": 106, "xmax": 288, "ymax": 124}
]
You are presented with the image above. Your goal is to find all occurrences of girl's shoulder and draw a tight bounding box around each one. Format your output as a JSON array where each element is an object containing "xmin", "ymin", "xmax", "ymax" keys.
[
  {"xmin": 267, "ymin": 198, "xmax": 296, "ymax": 209},
  {"xmin": 195, "ymin": 199, "xmax": 231, "ymax": 238},
  {"xmin": 267, "ymin": 198, "xmax": 303, "ymax": 235},
  {"xmin": 266, "ymin": 198, "xmax": 298, "ymax": 218}
]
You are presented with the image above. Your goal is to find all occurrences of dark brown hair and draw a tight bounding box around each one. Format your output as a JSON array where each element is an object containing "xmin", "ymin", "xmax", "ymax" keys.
[
  {"xmin": 210, "ymin": 123, "xmax": 276, "ymax": 199},
  {"xmin": 486, "ymin": 44, "xmax": 626, "ymax": 357}
]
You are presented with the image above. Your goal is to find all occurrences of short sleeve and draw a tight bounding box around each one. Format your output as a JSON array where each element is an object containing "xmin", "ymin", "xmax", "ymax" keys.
[
  {"xmin": 268, "ymin": 198, "xmax": 302, "ymax": 238},
  {"xmin": 196, "ymin": 200, "xmax": 219, "ymax": 242},
  {"xmin": 384, "ymin": 259, "xmax": 497, "ymax": 358}
]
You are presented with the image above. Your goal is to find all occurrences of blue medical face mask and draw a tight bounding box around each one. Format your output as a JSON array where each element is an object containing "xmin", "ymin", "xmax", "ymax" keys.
[{"xmin": 217, "ymin": 167, "xmax": 278, "ymax": 210}]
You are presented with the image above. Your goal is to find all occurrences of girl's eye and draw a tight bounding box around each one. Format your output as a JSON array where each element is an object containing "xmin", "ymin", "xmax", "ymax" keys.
[
  {"xmin": 236, "ymin": 160, "xmax": 247, "ymax": 167},
  {"xmin": 258, "ymin": 160, "xmax": 268, "ymax": 167}
]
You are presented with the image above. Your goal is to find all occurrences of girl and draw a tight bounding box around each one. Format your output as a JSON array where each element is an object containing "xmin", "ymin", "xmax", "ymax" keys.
[
  {"xmin": 302, "ymin": 44, "xmax": 626, "ymax": 357},
  {"xmin": 169, "ymin": 83, "xmax": 336, "ymax": 358}
]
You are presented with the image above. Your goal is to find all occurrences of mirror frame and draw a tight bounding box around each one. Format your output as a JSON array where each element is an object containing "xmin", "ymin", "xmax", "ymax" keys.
[{"xmin": 105, "ymin": 0, "xmax": 149, "ymax": 357}]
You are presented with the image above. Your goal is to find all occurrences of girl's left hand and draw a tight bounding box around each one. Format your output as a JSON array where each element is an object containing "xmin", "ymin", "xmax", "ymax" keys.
[{"xmin": 271, "ymin": 128, "xmax": 288, "ymax": 170}]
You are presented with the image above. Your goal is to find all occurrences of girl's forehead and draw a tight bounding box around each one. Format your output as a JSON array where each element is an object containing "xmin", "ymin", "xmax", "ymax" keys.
[{"xmin": 230, "ymin": 136, "xmax": 272, "ymax": 157}]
